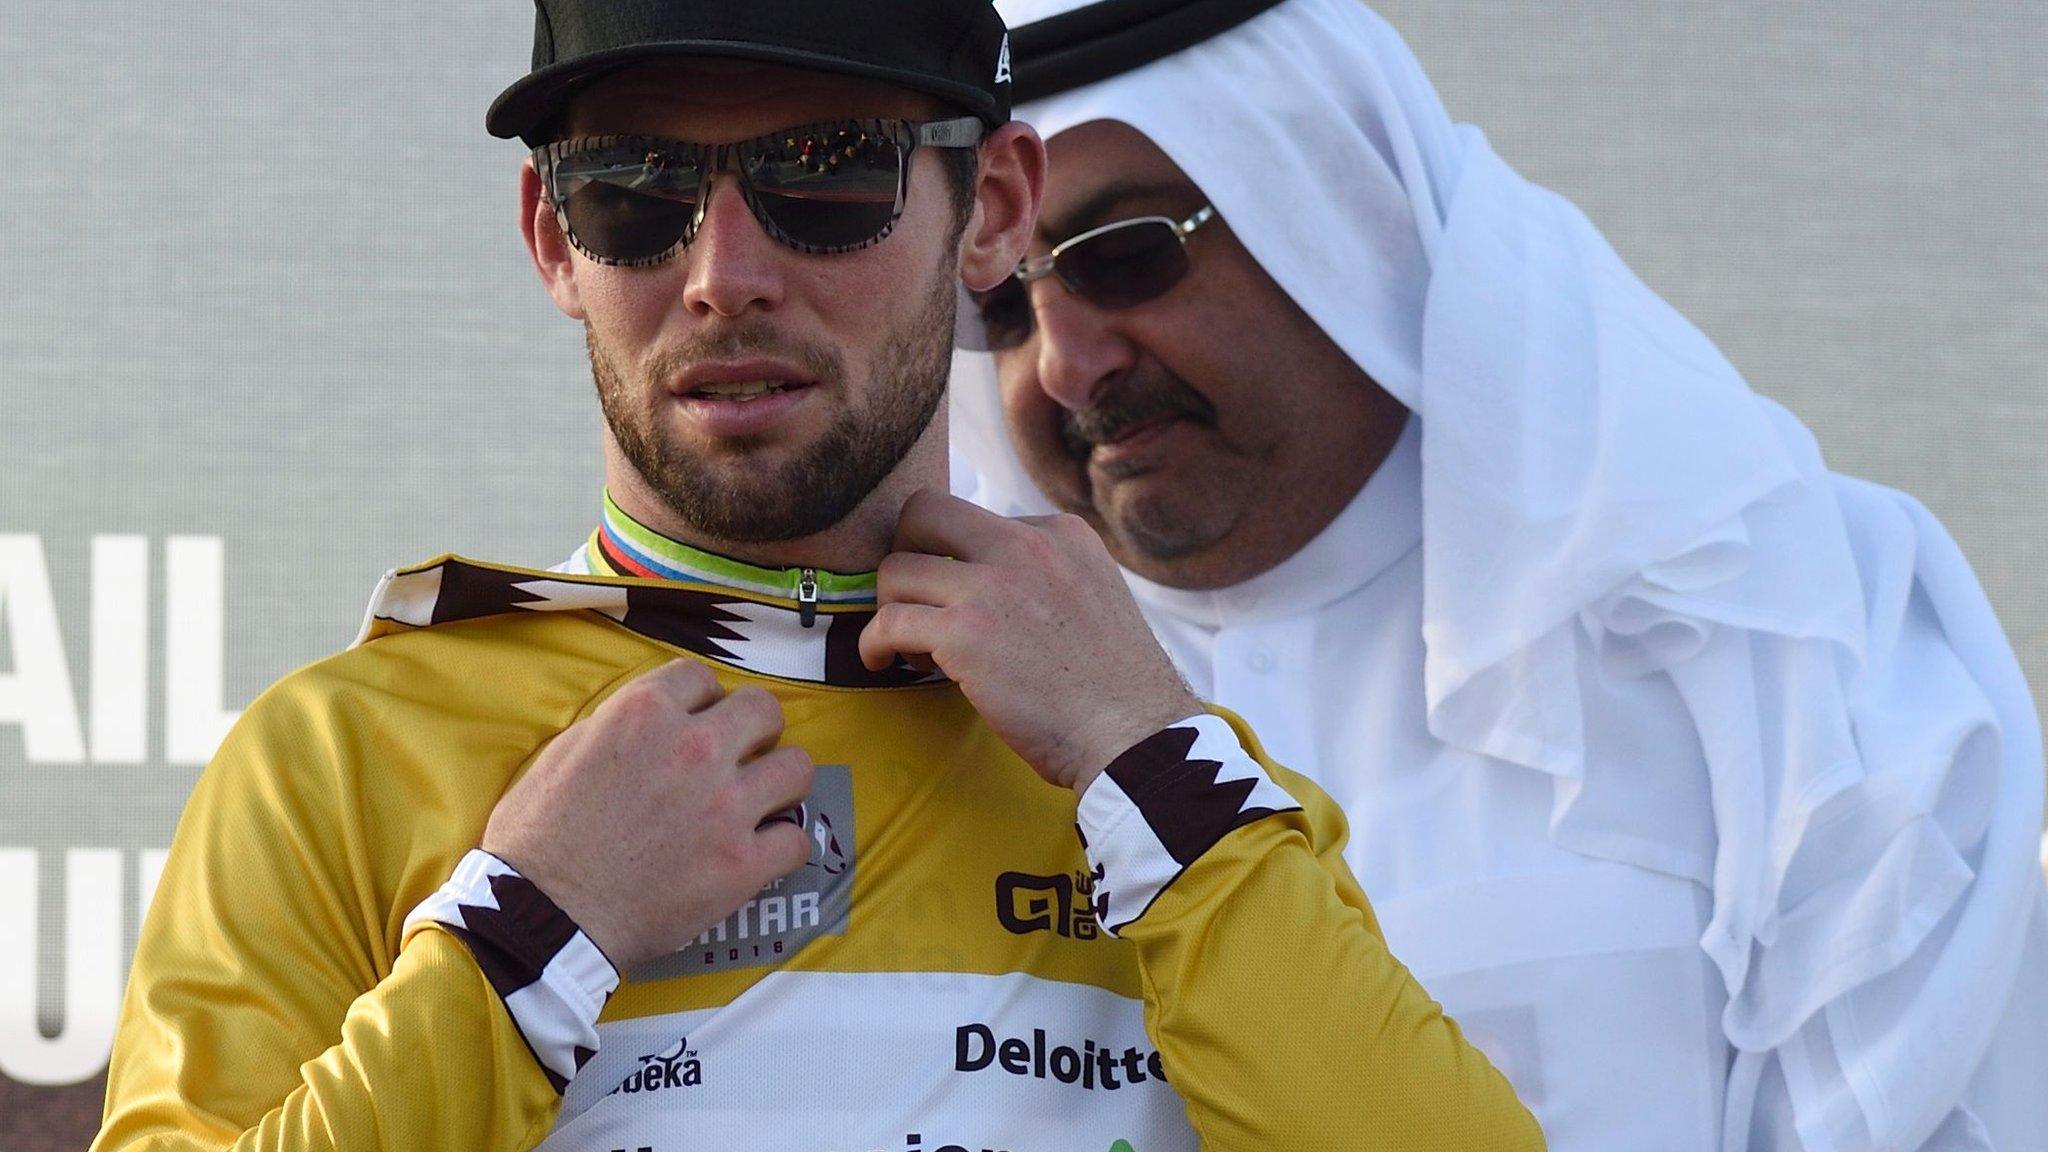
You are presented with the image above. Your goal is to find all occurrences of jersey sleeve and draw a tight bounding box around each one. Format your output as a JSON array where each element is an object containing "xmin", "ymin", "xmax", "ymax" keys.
[
  {"xmin": 1077, "ymin": 710, "xmax": 1546, "ymax": 1150},
  {"xmin": 91, "ymin": 684, "xmax": 603, "ymax": 1152}
]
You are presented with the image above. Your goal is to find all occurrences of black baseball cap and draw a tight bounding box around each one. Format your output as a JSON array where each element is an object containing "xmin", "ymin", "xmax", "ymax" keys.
[{"xmin": 487, "ymin": 0, "xmax": 1015, "ymax": 145}]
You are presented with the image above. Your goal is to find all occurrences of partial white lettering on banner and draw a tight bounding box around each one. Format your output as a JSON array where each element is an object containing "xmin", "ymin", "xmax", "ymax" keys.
[
  {"xmin": 140, "ymin": 849, "xmax": 169, "ymax": 921},
  {"xmin": 166, "ymin": 536, "xmax": 238, "ymax": 767},
  {"xmin": 89, "ymin": 536, "xmax": 149, "ymax": 765},
  {"xmin": 0, "ymin": 849, "xmax": 171, "ymax": 1086},
  {"xmin": 0, "ymin": 536, "xmax": 88, "ymax": 763},
  {"xmin": 0, "ymin": 849, "xmax": 125, "ymax": 1086},
  {"xmin": 3, "ymin": 533, "xmax": 241, "ymax": 1085},
  {"xmin": 0, "ymin": 534, "xmax": 240, "ymax": 767}
]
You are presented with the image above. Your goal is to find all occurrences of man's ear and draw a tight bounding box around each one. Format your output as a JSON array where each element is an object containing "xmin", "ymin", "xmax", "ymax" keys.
[
  {"xmin": 957, "ymin": 121, "xmax": 1046, "ymax": 293},
  {"xmin": 521, "ymin": 158, "xmax": 587, "ymax": 320}
]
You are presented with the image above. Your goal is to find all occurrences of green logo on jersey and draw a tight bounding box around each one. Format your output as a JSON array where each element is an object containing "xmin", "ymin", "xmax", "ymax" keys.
[{"xmin": 1109, "ymin": 1142, "xmax": 1137, "ymax": 1152}]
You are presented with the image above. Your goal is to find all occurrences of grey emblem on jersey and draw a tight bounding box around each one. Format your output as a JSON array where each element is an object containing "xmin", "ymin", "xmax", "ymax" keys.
[{"xmin": 631, "ymin": 764, "xmax": 856, "ymax": 980}]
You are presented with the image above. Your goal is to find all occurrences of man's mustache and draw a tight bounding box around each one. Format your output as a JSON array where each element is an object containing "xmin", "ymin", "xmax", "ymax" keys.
[
  {"xmin": 1059, "ymin": 371, "xmax": 1216, "ymax": 460},
  {"xmin": 649, "ymin": 320, "xmax": 845, "ymax": 389}
]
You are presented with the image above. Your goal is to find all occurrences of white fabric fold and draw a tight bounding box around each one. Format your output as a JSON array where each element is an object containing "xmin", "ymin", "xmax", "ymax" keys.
[{"xmin": 958, "ymin": 1, "xmax": 2048, "ymax": 1147}]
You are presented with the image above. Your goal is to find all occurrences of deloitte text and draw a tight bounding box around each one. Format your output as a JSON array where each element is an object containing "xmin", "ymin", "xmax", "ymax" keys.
[{"xmin": 954, "ymin": 1024, "xmax": 1167, "ymax": 1092}]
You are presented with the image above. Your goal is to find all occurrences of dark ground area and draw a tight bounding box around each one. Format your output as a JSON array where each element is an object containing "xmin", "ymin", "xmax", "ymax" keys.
[{"xmin": 3, "ymin": 1074, "xmax": 104, "ymax": 1150}]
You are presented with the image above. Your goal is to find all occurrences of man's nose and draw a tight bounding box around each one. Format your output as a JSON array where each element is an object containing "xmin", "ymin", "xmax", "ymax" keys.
[
  {"xmin": 1029, "ymin": 283, "xmax": 1139, "ymax": 412},
  {"xmin": 681, "ymin": 175, "xmax": 786, "ymax": 318}
]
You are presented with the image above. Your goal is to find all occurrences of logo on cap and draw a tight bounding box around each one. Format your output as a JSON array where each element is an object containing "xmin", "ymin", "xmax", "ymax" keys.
[{"xmin": 995, "ymin": 34, "xmax": 1013, "ymax": 85}]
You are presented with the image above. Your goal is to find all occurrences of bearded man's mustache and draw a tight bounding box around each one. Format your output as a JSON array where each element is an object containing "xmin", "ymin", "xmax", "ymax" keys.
[{"xmin": 1059, "ymin": 371, "xmax": 1217, "ymax": 460}]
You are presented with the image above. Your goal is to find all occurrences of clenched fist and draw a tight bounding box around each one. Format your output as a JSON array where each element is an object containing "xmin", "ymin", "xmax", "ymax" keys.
[{"xmin": 482, "ymin": 659, "xmax": 814, "ymax": 970}]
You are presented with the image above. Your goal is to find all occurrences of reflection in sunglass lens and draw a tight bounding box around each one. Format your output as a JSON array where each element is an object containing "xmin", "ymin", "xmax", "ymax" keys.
[
  {"xmin": 1058, "ymin": 220, "xmax": 1189, "ymax": 309},
  {"xmin": 971, "ymin": 278, "xmax": 1035, "ymax": 352},
  {"xmin": 563, "ymin": 180, "xmax": 699, "ymax": 264},
  {"xmin": 550, "ymin": 144, "xmax": 708, "ymax": 264},
  {"xmin": 747, "ymin": 127, "xmax": 904, "ymax": 252}
]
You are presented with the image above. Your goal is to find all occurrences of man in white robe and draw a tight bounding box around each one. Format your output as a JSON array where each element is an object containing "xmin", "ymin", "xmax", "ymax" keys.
[{"xmin": 950, "ymin": 1, "xmax": 2048, "ymax": 1148}]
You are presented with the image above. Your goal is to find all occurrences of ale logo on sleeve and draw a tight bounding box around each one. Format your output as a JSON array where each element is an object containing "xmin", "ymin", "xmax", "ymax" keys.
[
  {"xmin": 631, "ymin": 765, "xmax": 856, "ymax": 980},
  {"xmin": 995, "ymin": 868, "xmax": 1102, "ymax": 940}
]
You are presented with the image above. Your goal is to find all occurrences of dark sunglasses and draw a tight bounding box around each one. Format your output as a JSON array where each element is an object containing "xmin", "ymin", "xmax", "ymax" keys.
[
  {"xmin": 532, "ymin": 117, "xmax": 985, "ymax": 266},
  {"xmin": 968, "ymin": 205, "xmax": 1217, "ymax": 351}
]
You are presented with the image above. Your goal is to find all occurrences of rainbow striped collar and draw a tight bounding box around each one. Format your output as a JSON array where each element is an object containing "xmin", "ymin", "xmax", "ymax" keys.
[{"xmin": 586, "ymin": 491, "xmax": 879, "ymax": 606}]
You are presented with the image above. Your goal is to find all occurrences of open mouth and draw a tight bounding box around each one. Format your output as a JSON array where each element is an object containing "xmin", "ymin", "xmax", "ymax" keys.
[
  {"xmin": 1099, "ymin": 416, "xmax": 1183, "ymax": 447},
  {"xmin": 686, "ymin": 380, "xmax": 812, "ymax": 403},
  {"xmin": 1086, "ymin": 419, "xmax": 1198, "ymax": 482}
]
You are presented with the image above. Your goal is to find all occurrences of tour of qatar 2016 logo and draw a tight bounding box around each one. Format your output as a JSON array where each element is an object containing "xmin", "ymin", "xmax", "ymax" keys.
[
  {"xmin": 629, "ymin": 765, "xmax": 857, "ymax": 981},
  {"xmin": 780, "ymin": 800, "xmax": 849, "ymax": 875}
]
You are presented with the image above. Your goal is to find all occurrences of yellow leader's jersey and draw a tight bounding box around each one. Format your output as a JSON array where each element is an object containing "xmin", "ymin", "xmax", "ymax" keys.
[{"xmin": 94, "ymin": 554, "xmax": 1542, "ymax": 1152}]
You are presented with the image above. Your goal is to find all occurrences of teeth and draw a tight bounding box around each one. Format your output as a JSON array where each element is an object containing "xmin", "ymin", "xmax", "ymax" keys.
[{"xmin": 693, "ymin": 380, "xmax": 794, "ymax": 401}]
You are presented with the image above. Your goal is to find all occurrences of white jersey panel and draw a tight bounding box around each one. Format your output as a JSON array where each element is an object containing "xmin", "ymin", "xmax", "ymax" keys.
[{"xmin": 543, "ymin": 970, "xmax": 1192, "ymax": 1152}]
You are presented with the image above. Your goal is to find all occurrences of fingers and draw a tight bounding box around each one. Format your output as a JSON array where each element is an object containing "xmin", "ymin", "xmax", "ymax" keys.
[
  {"xmin": 642, "ymin": 658, "xmax": 727, "ymax": 712},
  {"xmin": 891, "ymin": 488, "xmax": 1012, "ymax": 562},
  {"xmin": 857, "ymin": 601, "xmax": 947, "ymax": 672},
  {"xmin": 751, "ymin": 820, "xmax": 814, "ymax": 879},
  {"xmin": 876, "ymin": 550, "xmax": 973, "ymax": 608},
  {"xmin": 746, "ymin": 745, "xmax": 817, "ymax": 879},
  {"xmin": 1018, "ymin": 511, "xmax": 1103, "ymax": 550},
  {"xmin": 705, "ymin": 684, "xmax": 786, "ymax": 760},
  {"xmin": 743, "ymin": 744, "xmax": 815, "ymax": 820}
]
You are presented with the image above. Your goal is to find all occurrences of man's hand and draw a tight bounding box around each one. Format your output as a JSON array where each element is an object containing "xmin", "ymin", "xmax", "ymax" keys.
[
  {"xmin": 481, "ymin": 659, "xmax": 814, "ymax": 971},
  {"xmin": 861, "ymin": 489, "xmax": 1201, "ymax": 793}
]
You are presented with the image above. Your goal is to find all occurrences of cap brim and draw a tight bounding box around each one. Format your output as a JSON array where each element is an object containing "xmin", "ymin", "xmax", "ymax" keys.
[{"xmin": 488, "ymin": 40, "xmax": 1005, "ymax": 143}]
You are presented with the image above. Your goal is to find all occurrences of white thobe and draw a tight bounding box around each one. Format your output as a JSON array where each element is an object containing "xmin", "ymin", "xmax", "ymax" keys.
[{"xmin": 1123, "ymin": 418, "xmax": 2048, "ymax": 1151}]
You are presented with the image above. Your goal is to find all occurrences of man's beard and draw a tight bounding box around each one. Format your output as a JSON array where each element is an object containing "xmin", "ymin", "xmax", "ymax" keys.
[{"xmin": 589, "ymin": 263, "xmax": 956, "ymax": 545}]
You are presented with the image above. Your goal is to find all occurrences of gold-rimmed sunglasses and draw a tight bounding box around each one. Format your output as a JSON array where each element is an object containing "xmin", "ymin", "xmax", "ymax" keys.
[{"xmin": 970, "ymin": 205, "xmax": 1217, "ymax": 351}]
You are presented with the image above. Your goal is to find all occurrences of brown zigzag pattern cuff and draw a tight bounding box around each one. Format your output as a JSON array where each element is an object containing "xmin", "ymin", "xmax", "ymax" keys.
[
  {"xmin": 1075, "ymin": 714, "xmax": 1303, "ymax": 935},
  {"xmin": 403, "ymin": 850, "xmax": 621, "ymax": 1092}
]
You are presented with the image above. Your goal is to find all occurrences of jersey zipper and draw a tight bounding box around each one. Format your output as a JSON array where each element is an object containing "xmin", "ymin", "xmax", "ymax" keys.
[{"xmin": 797, "ymin": 568, "xmax": 819, "ymax": 629}]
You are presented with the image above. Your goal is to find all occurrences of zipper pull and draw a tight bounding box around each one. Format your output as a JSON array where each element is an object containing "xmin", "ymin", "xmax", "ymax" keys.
[{"xmin": 798, "ymin": 568, "xmax": 819, "ymax": 629}]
